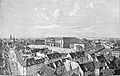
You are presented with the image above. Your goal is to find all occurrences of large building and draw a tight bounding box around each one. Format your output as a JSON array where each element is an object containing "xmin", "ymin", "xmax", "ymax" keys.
[
  {"xmin": 45, "ymin": 37, "xmax": 80, "ymax": 48},
  {"xmin": 9, "ymin": 48, "xmax": 45, "ymax": 76}
]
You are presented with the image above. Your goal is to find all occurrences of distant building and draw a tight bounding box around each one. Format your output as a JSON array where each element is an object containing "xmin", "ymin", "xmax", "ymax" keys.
[
  {"xmin": 111, "ymin": 51, "xmax": 120, "ymax": 58},
  {"xmin": 10, "ymin": 35, "xmax": 12, "ymax": 40},
  {"xmin": 70, "ymin": 43, "xmax": 84, "ymax": 51},
  {"xmin": 34, "ymin": 39, "xmax": 45, "ymax": 45},
  {"xmin": 45, "ymin": 37, "xmax": 80, "ymax": 48},
  {"xmin": 27, "ymin": 39, "xmax": 45, "ymax": 45},
  {"xmin": 66, "ymin": 51, "xmax": 85, "ymax": 63},
  {"xmin": 0, "ymin": 39, "xmax": 2, "ymax": 43},
  {"xmin": 45, "ymin": 37, "xmax": 55, "ymax": 46}
]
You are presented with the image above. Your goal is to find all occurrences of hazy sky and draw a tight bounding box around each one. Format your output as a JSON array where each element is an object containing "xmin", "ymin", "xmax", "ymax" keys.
[{"xmin": 0, "ymin": 0, "xmax": 119, "ymax": 38}]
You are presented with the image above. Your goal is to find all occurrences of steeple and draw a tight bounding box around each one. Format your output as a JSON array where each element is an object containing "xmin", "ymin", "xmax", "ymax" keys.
[
  {"xmin": 10, "ymin": 35, "xmax": 12, "ymax": 40},
  {"xmin": 13, "ymin": 35, "xmax": 16, "ymax": 41}
]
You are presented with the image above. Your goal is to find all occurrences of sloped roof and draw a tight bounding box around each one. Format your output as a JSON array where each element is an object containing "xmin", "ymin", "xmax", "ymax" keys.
[
  {"xmin": 38, "ymin": 65, "xmax": 55, "ymax": 76},
  {"xmin": 47, "ymin": 52, "xmax": 62, "ymax": 60},
  {"xmin": 107, "ymin": 57, "xmax": 120, "ymax": 70},
  {"xmin": 69, "ymin": 51, "xmax": 84, "ymax": 59},
  {"xmin": 114, "ymin": 69, "xmax": 120, "ymax": 75},
  {"xmin": 26, "ymin": 58, "xmax": 36, "ymax": 67},
  {"xmin": 14, "ymin": 50, "xmax": 26, "ymax": 67},
  {"xmin": 78, "ymin": 62, "xmax": 95, "ymax": 72},
  {"xmin": 114, "ymin": 58, "xmax": 120, "ymax": 69},
  {"xmin": 15, "ymin": 50, "xmax": 45, "ymax": 67},
  {"xmin": 54, "ymin": 60, "xmax": 64, "ymax": 67},
  {"xmin": 47, "ymin": 63, "xmax": 55, "ymax": 69},
  {"xmin": 26, "ymin": 58, "xmax": 45, "ymax": 67},
  {"xmin": 31, "ymin": 48, "xmax": 40, "ymax": 53},
  {"xmin": 96, "ymin": 54, "xmax": 106, "ymax": 62},
  {"xmin": 94, "ymin": 46, "xmax": 105, "ymax": 53},
  {"xmin": 99, "ymin": 48, "xmax": 111, "ymax": 55}
]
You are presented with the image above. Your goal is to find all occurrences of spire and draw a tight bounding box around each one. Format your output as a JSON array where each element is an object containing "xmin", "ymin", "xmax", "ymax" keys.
[
  {"xmin": 10, "ymin": 35, "xmax": 12, "ymax": 40},
  {"xmin": 13, "ymin": 35, "xmax": 16, "ymax": 41}
]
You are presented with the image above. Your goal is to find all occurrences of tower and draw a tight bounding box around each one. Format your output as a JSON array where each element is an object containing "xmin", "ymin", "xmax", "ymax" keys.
[{"xmin": 10, "ymin": 35, "xmax": 12, "ymax": 40}]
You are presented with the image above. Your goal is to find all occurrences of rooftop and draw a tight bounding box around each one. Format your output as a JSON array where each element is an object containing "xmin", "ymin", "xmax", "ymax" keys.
[{"xmin": 14, "ymin": 50, "xmax": 45, "ymax": 67}]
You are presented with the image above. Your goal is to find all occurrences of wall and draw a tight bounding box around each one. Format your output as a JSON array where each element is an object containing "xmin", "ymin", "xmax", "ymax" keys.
[{"xmin": 63, "ymin": 37, "xmax": 80, "ymax": 48}]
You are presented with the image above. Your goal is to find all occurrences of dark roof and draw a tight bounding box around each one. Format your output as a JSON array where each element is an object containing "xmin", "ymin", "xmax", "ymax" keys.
[
  {"xmin": 38, "ymin": 65, "xmax": 55, "ymax": 76},
  {"xmin": 47, "ymin": 63, "xmax": 55, "ymax": 69},
  {"xmin": 114, "ymin": 58, "xmax": 120, "ymax": 69},
  {"xmin": 107, "ymin": 57, "xmax": 120, "ymax": 70},
  {"xmin": 35, "ymin": 39, "xmax": 45, "ymax": 42},
  {"xmin": 89, "ymin": 53, "xmax": 95, "ymax": 60},
  {"xmin": 54, "ymin": 60, "xmax": 64, "ymax": 67},
  {"xmin": 69, "ymin": 51, "xmax": 84, "ymax": 59},
  {"xmin": 31, "ymin": 48, "xmax": 51, "ymax": 54},
  {"xmin": 69, "ymin": 53, "xmax": 76, "ymax": 59},
  {"xmin": 31, "ymin": 48, "xmax": 40, "ymax": 53},
  {"xmin": 96, "ymin": 54, "xmax": 106, "ymax": 62},
  {"xmin": 47, "ymin": 52, "xmax": 62, "ymax": 60},
  {"xmin": 26, "ymin": 58, "xmax": 36, "ymax": 67},
  {"xmin": 47, "ymin": 59, "xmax": 64, "ymax": 70},
  {"xmin": 76, "ymin": 51, "xmax": 85, "ymax": 57},
  {"xmin": 26, "ymin": 58, "xmax": 45, "ymax": 67},
  {"xmin": 36, "ymin": 58, "xmax": 45, "ymax": 64},
  {"xmin": 78, "ymin": 62, "xmax": 95, "ymax": 72},
  {"xmin": 113, "ymin": 69, "xmax": 120, "ymax": 75}
]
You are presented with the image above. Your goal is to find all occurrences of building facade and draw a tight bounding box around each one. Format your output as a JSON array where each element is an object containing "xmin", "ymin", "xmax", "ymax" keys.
[{"xmin": 45, "ymin": 37, "xmax": 80, "ymax": 48}]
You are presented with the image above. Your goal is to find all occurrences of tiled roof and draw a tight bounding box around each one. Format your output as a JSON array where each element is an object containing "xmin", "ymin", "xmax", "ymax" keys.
[{"xmin": 69, "ymin": 51, "xmax": 84, "ymax": 59}]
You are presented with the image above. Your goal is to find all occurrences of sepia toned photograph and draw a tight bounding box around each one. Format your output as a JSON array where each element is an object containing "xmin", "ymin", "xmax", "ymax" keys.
[{"xmin": 0, "ymin": 0, "xmax": 120, "ymax": 76}]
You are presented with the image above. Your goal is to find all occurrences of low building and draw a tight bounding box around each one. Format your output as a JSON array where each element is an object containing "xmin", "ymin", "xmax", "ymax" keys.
[
  {"xmin": 13, "ymin": 50, "xmax": 45, "ymax": 75},
  {"xmin": 27, "ymin": 39, "xmax": 45, "ymax": 45},
  {"xmin": 45, "ymin": 37, "xmax": 55, "ymax": 46},
  {"xmin": 111, "ymin": 51, "xmax": 120, "ymax": 58},
  {"xmin": 70, "ymin": 43, "xmax": 84, "ymax": 51},
  {"xmin": 67, "ymin": 51, "xmax": 85, "ymax": 63},
  {"xmin": 34, "ymin": 39, "xmax": 45, "ymax": 45},
  {"xmin": 78, "ymin": 61, "xmax": 95, "ymax": 76}
]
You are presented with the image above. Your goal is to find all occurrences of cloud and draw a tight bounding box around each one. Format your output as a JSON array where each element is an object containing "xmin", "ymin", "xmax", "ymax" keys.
[
  {"xmin": 53, "ymin": 9, "xmax": 60, "ymax": 18},
  {"xmin": 69, "ymin": 2, "xmax": 81, "ymax": 16},
  {"xmin": 34, "ymin": 24, "xmax": 59, "ymax": 29},
  {"xmin": 0, "ymin": 0, "xmax": 119, "ymax": 38}
]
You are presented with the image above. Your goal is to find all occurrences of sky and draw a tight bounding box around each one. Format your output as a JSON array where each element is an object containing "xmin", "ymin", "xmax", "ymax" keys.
[{"xmin": 0, "ymin": 0, "xmax": 119, "ymax": 38}]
